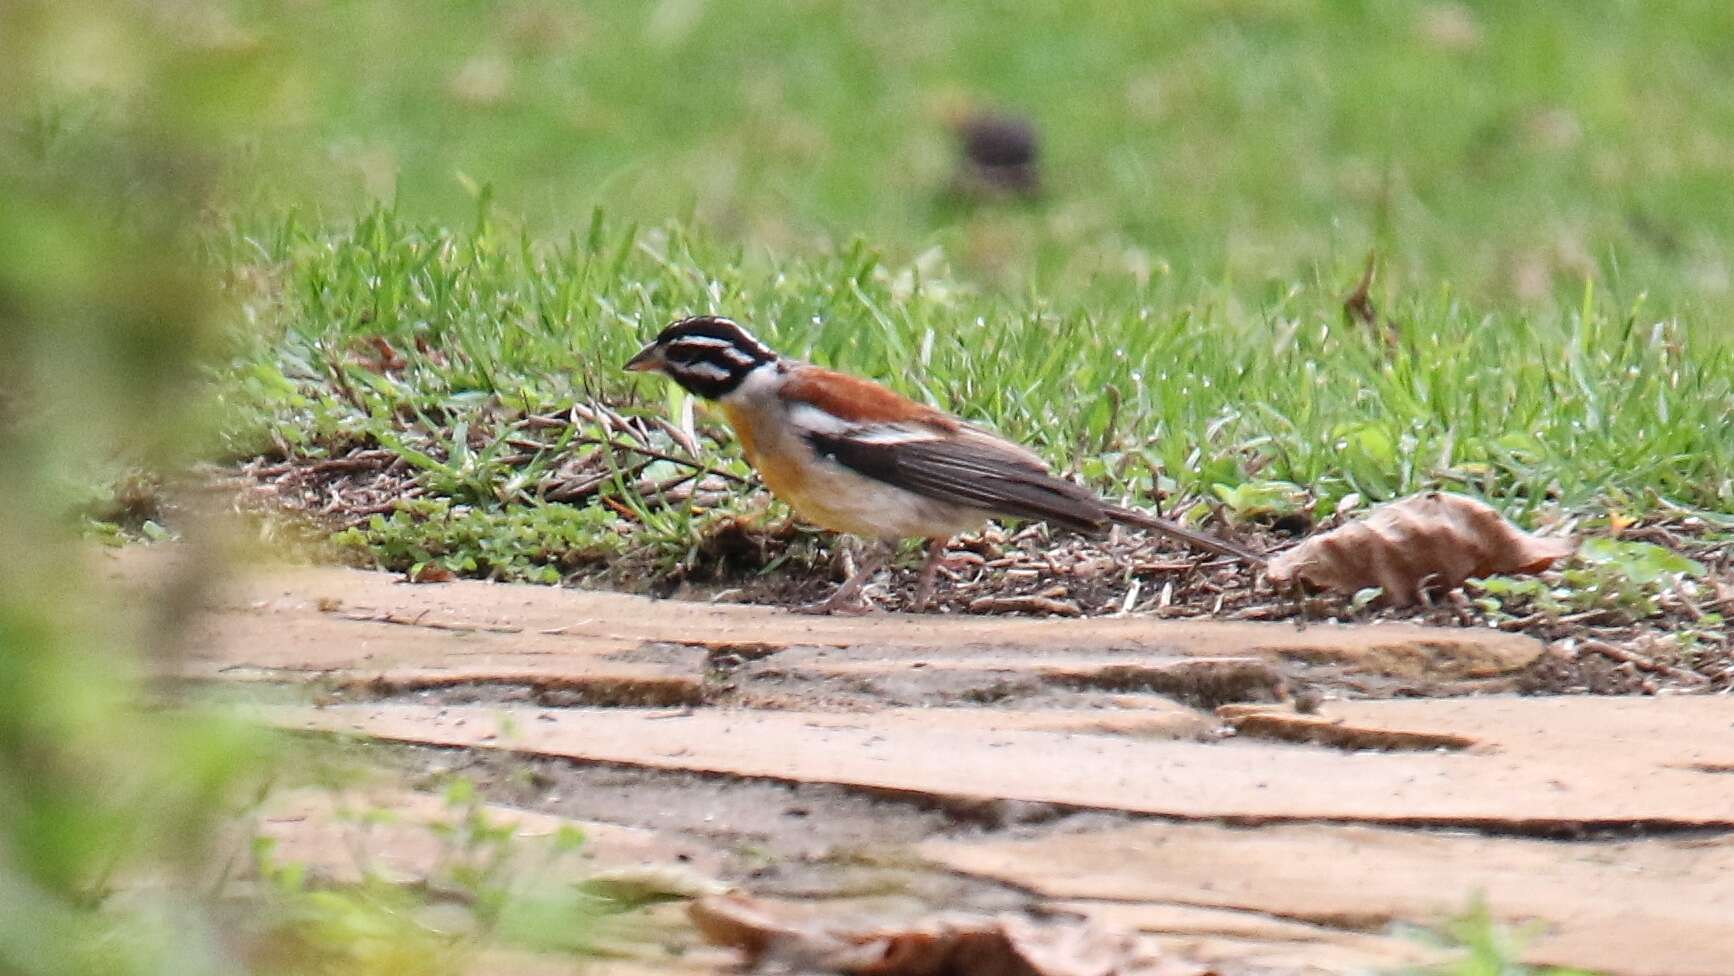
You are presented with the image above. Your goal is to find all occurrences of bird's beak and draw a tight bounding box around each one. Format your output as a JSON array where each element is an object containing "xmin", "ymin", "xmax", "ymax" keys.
[{"xmin": 623, "ymin": 343, "xmax": 664, "ymax": 373}]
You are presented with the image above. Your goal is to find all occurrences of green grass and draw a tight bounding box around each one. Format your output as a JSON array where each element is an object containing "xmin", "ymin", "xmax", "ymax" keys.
[
  {"xmin": 219, "ymin": 205, "xmax": 1730, "ymax": 582},
  {"xmin": 191, "ymin": 0, "xmax": 1734, "ymax": 318},
  {"xmin": 19, "ymin": 1, "xmax": 1732, "ymax": 556},
  {"xmin": 18, "ymin": 0, "xmax": 1727, "ymax": 590},
  {"xmin": 21, "ymin": 0, "xmax": 1734, "ymax": 568},
  {"xmin": 157, "ymin": 0, "xmax": 1731, "ymax": 577}
]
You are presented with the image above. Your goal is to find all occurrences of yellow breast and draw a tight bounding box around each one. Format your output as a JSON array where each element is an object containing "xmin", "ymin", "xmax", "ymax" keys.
[
  {"xmin": 718, "ymin": 400, "xmax": 983, "ymax": 540},
  {"xmin": 721, "ymin": 401, "xmax": 824, "ymax": 516}
]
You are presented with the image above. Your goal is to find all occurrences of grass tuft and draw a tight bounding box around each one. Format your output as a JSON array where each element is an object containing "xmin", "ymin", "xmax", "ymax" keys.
[{"xmin": 223, "ymin": 209, "xmax": 1733, "ymax": 534}]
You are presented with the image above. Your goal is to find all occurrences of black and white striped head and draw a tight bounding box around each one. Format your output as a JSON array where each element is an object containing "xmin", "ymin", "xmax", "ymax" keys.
[{"xmin": 624, "ymin": 316, "xmax": 779, "ymax": 399}]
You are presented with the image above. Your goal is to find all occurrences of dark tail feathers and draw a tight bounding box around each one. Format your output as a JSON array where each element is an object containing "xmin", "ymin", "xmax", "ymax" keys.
[{"xmin": 1104, "ymin": 505, "xmax": 1266, "ymax": 564}]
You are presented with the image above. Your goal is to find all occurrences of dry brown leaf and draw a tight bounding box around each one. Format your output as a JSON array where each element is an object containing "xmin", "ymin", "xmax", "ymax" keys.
[
  {"xmin": 1266, "ymin": 491, "xmax": 1575, "ymax": 606},
  {"xmin": 688, "ymin": 893, "xmax": 1211, "ymax": 976},
  {"xmin": 351, "ymin": 335, "xmax": 407, "ymax": 372},
  {"xmin": 687, "ymin": 895, "xmax": 855, "ymax": 970},
  {"xmin": 406, "ymin": 563, "xmax": 456, "ymax": 584}
]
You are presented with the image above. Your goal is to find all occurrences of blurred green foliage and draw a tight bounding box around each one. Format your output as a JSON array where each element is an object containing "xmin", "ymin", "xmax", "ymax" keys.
[
  {"xmin": 0, "ymin": 1, "xmax": 275, "ymax": 972},
  {"xmin": 1407, "ymin": 899, "xmax": 1598, "ymax": 976},
  {"xmin": 210, "ymin": 0, "xmax": 1734, "ymax": 318},
  {"xmin": 240, "ymin": 777, "xmax": 613, "ymax": 975}
]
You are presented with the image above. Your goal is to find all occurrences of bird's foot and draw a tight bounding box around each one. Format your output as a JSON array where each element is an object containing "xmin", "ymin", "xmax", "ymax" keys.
[
  {"xmin": 909, "ymin": 537, "xmax": 976, "ymax": 613},
  {"xmin": 795, "ymin": 540, "xmax": 886, "ymax": 615}
]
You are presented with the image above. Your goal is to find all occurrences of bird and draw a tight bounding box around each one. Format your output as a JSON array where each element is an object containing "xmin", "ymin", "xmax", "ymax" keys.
[
  {"xmin": 951, "ymin": 109, "xmax": 1041, "ymax": 197},
  {"xmin": 624, "ymin": 315, "xmax": 1263, "ymax": 613}
]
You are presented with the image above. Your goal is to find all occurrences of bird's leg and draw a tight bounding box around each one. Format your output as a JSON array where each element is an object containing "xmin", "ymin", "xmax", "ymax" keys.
[
  {"xmin": 795, "ymin": 539, "xmax": 884, "ymax": 615},
  {"xmin": 910, "ymin": 536, "xmax": 953, "ymax": 612}
]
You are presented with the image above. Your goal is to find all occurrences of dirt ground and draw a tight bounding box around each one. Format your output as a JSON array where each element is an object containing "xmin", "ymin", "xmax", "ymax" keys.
[
  {"xmin": 117, "ymin": 546, "xmax": 1734, "ymax": 976},
  {"xmin": 228, "ymin": 444, "xmax": 1733, "ymax": 694}
]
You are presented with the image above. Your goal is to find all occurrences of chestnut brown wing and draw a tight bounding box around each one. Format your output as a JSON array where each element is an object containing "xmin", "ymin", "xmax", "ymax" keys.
[{"xmin": 778, "ymin": 366, "xmax": 961, "ymax": 428}]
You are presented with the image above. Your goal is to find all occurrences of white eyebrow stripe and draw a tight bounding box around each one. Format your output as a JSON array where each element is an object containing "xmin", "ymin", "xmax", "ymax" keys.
[
  {"xmin": 670, "ymin": 336, "xmax": 737, "ymax": 350},
  {"xmin": 730, "ymin": 331, "xmax": 774, "ymax": 357},
  {"xmin": 718, "ymin": 347, "xmax": 757, "ymax": 366},
  {"xmin": 674, "ymin": 360, "xmax": 732, "ymax": 382}
]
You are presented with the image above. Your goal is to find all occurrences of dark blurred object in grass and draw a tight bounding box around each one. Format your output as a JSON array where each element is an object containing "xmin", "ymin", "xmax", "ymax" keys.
[{"xmin": 950, "ymin": 109, "xmax": 1042, "ymax": 198}]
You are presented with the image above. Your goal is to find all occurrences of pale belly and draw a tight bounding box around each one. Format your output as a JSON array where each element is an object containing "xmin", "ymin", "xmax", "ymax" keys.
[{"xmin": 721, "ymin": 401, "xmax": 986, "ymax": 541}]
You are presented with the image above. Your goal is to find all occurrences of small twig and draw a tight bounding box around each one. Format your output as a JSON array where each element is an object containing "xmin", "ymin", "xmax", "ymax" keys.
[
  {"xmin": 652, "ymin": 415, "xmax": 702, "ymax": 458},
  {"xmin": 1129, "ymin": 560, "xmax": 1199, "ymax": 574},
  {"xmin": 1554, "ymin": 609, "xmax": 1629, "ymax": 627},
  {"xmin": 600, "ymin": 496, "xmax": 639, "ymax": 521},
  {"xmin": 513, "ymin": 416, "xmax": 749, "ymax": 487},
  {"xmin": 1343, "ymin": 250, "xmax": 1399, "ymax": 352},
  {"xmin": 1495, "ymin": 612, "xmax": 1548, "ymax": 632},
  {"xmin": 252, "ymin": 449, "xmax": 395, "ymax": 479},
  {"xmin": 341, "ymin": 487, "xmax": 426, "ymax": 525},
  {"xmin": 322, "ymin": 347, "xmax": 369, "ymax": 414},
  {"xmin": 1577, "ymin": 639, "xmax": 1708, "ymax": 684},
  {"xmin": 593, "ymin": 400, "xmax": 653, "ymax": 447},
  {"xmin": 543, "ymin": 458, "xmax": 656, "ymax": 504},
  {"xmin": 537, "ymin": 619, "xmax": 595, "ymax": 636},
  {"xmin": 568, "ymin": 437, "xmax": 750, "ymax": 485},
  {"xmin": 1226, "ymin": 603, "xmax": 1289, "ymax": 620},
  {"xmin": 333, "ymin": 609, "xmax": 523, "ymax": 634},
  {"xmin": 968, "ymin": 594, "xmax": 1082, "ymax": 616},
  {"xmin": 1621, "ymin": 525, "xmax": 1687, "ymax": 548},
  {"xmin": 633, "ymin": 471, "xmax": 700, "ymax": 503}
]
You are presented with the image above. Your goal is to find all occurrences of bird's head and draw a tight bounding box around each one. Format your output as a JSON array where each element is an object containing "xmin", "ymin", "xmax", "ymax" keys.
[{"xmin": 624, "ymin": 315, "xmax": 779, "ymax": 400}]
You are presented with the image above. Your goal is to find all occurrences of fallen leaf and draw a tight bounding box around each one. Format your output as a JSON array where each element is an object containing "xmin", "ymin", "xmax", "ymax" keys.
[
  {"xmin": 688, "ymin": 894, "xmax": 836, "ymax": 964},
  {"xmin": 1266, "ymin": 491, "xmax": 1574, "ymax": 606},
  {"xmin": 688, "ymin": 893, "xmax": 1211, "ymax": 976},
  {"xmin": 407, "ymin": 563, "xmax": 457, "ymax": 584},
  {"xmin": 357, "ymin": 336, "xmax": 407, "ymax": 372}
]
